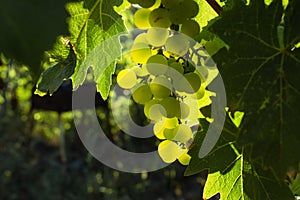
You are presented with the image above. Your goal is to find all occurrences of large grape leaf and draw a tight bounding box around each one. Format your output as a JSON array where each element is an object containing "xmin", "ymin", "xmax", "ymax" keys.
[
  {"xmin": 209, "ymin": 0, "xmax": 300, "ymax": 177},
  {"xmin": 203, "ymin": 154, "xmax": 294, "ymax": 199},
  {"xmin": 0, "ymin": 0, "xmax": 69, "ymax": 79},
  {"xmin": 185, "ymin": 118, "xmax": 239, "ymax": 176},
  {"xmin": 66, "ymin": 0, "xmax": 126, "ymax": 99}
]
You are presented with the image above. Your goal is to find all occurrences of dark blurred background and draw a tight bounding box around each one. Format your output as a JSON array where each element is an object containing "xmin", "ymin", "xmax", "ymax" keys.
[{"xmin": 0, "ymin": 60, "xmax": 209, "ymax": 200}]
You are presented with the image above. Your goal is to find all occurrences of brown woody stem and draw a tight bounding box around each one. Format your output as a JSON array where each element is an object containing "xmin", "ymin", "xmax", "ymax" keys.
[{"xmin": 206, "ymin": 0, "xmax": 222, "ymax": 15}]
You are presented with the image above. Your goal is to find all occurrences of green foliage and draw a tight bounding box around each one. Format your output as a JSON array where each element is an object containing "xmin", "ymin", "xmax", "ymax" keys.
[
  {"xmin": 36, "ymin": 43, "xmax": 76, "ymax": 94},
  {"xmin": 210, "ymin": 0, "xmax": 300, "ymax": 177},
  {"xmin": 186, "ymin": 0, "xmax": 300, "ymax": 198},
  {"xmin": 66, "ymin": 0, "xmax": 126, "ymax": 99}
]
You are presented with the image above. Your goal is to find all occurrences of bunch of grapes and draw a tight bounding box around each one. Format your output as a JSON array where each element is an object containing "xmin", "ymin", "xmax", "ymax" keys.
[
  {"xmin": 131, "ymin": 0, "xmax": 200, "ymax": 38},
  {"xmin": 115, "ymin": 0, "xmax": 209, "ymax": 165}
]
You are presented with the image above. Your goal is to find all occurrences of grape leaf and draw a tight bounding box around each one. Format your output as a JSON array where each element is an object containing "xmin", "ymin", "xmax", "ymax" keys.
[
  {"xmin": 36, "ymin": 43, "xmax": 76, "ymax": 94},
  {"xmin": 0, "ymin": 0, "xmax": 69, "ymax": 79},
  {"xmin": 185, "ymin": 118, "xmax": 238, "ymax": 176},
  {"xmin": 209, "ymin": 0, "xmax": 300, "ymax": 177},
  {"xmin": 203, "ymin": 154, "xmax": 294, "ymax": 200},
  {"xmin": 194, "ymin": 0, "xmax": 219, "ymax": 29},
  {"xmin": 290, "ymin": 174, "xmax": 300, "ymax": 195},
  {"xmin": 203, "ymin": 155, "xmax": 248, "ymax": 200},
  {"xmin": 66, "ymin": 0, "xmax": 125, "ymax": 99}
]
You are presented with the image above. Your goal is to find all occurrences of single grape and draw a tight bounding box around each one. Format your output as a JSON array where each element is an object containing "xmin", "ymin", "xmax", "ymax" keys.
[
  {"xmin": 169, "ymin": 0, "xmax": 199, "ymax": 24},
  {"xmin": 163, "ymin": 128, "xmax": 176, "ymax": 140},
  {"xmin": 146, "ymin": 54, "xmax": 168, "ymax": 75},
  {"xmin": 172, "ymin": 124, "xmax": 192, "ymax": 143},
  {"xmin": 153, "ymin": 121, "xmax": 166, "ymax": 139},
  {"xmin": 179, "ymin": 102, "xmax": 190, "ymax": 119},
  {"xmin": 166, "ymin": 61, "xmax": 184, "ymax": 80},
  {"xmin": 178, "ymin": 150, "xmax": 191, "ymax": 165},
  {"xmin": 133, "ymin": 8, "xmax": 151, "ymax": 29},
  {"xmin": 132, "ymin": 84, "xmax": 153, "ymax": 104},
  {"xmin": 181, "ymin": 19, "xmax": 200, "ymax": 38},
  {"xmin": 184, "ymin": 72, "xmax": 201, "ymax": 93},
  {"xmin": 133, "ymin": 33, "xmax": 148, "ymax": 44},
  {"xmin": 146, "ymin": 27, "xmax": 169, "ymax": 47},
  {"xmin": 149, "ymin": 8, "xmax": 171, "ymax": 28},
  {"xmin": 160, "ymin": 97, "xmax": 181, "ymax": 118},
  {"xmin": 158, "ymin": 140, "xmax": 184, "ymax": 163},
  {"xmin": 137, "ymin": 0, "xmax": 156, "ymax": 8},
  {"xmin": 163, "ymin": 117, "xmax": 179, "ymax": 129},
  {"xmin": 149, "ymin": 76, "xmax": 172, "ymax": 98},
  {"xmin": 169, "ymin": 4, "xmax": 188, "ymax": 24},
  {"xmin": 130, "ymin": 43, "xmax": 153, "ymax": 64},
  {"xmin": 127, "ymin": 0, "xmax": 138, "ymax": 4},
  {"xmin": 161, "ymin": 0, "xmax": 180, "ymax": 8},
  {"xmin": 165, "ymin": 34, "xmax": 190, "ymax": 56},
  {"xmin": 173, "ymin": 72, "xmax": 201, "ymax": 93},
  {"xmin": 182, "ymin": 0, "xmax": 199, "ymax": 18},
  {"xmin": 117, "ymin": 69, "xmax": 137, "ymax": 89},
  {"xmin": 144, "ymin": 99, "xmax": 164, "ymax": 121}
]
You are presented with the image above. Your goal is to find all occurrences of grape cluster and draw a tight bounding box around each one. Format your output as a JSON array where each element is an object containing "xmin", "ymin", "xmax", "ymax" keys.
[
  {"xmin": 115, "ymin": 0, "xmax": 205, "ymax": 165},
  {"xmin": 117, "ymin": 33, "xmax": 208, "ymax": 164},
  {"xmin": 131, "ymin": 0, "xmax": 200, "ymax": 38}
]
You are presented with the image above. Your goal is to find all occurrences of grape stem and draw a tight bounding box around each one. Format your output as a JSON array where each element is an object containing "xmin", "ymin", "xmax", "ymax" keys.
[{"xmin": 206, "ymin": 0, "xmax": 222, "ymax": 15}]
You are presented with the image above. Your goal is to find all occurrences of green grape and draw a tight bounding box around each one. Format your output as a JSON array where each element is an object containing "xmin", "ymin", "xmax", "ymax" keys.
[
  {"xmin": 132, "ymin": 84, "xmax": 153, "ymax": 104},
  {"xmin": 127, "ymin": 0, "xmax": 137, "ymax": 3},
  {"xmin": 182, "ymin": 0, "xmax": 199, "ymax": 18},
  {"xmin": 173, "ymin": 72, "xmax": 201, "ymax": 93},
  {"xmin": 160, "ymin": 97, "xmax": 181, "ymax": 118},
  {"xmin": 169, "ymin": 0, "xmax": 198, "ymax": 24},
  {"xmin": 172, "ymin": 124, "xmax": 192, "ymax": 142},
  {"xmin": 133, "ymin": 8, "xmax": 151, "ymax": 29},
  {"xmin": 179, "ymin": 102, "xmax": 190, "ymax": 119},
  {"xmin": 127, "ymin": 0, "xmax": 138, "ymax": 4},
  {"xmin": 146, "ymin": 27, "xmax": 169, "ymax": 47},
  {"xmin": 163, "ymin": 128, "xmax": 176, "ymax": 140},
  {"xmin": 117, "ymin": 69, "xmax": 137, "ymax": 89},
  {"xmin": 163, "ymin": 117, "xmax": 178, "ymax": 128},
  {"xmin": 158, "ymin": 140, "xmax": 184, "ymax": 163},
  {"xmin": 153, "ymin": 121, "xmax": 166, "ymax": 139},
  {"xmin": 130, "ymin": 43, "xmax": 152, "ymax": 64},
  {"xmin": 169, "ymin": 5, "xmax": 188, "ymax": 24},
  {"xmin": 134, "ymin": 33, "xmax": 148, "ymax": 44},
  {"xmin": 149, "ymin": 8, "xmax": 172, "ymax": 28},
  {"xmin": 166, "ymin": 62, "xmax": 184, "ymax": 80},
  {"xmin": 146, "ymin": 54, "xmax": 168, "ymax": 75},
  {"xmin": 144, "ymin": 99, "xmax": 164, "ymax": 121},
  {"xmin": 181, "ymin": 19, "xmax": 200, "ymax": 38},
  {"xmin": 178, "ymin": 150, "xmax": 191, "ymax": 165},
  {"xmin": 184, "ymin": 72, "xmax": 201, "ymax": 93},
  {"xmin": 161, "ymin": 0, "xmax": 180, "ymax": 8},
  {"xmin": 137, "ymin": 0, "xmax": 156, "ymax": 8},
  {"xmin": 149, "ymin": 76, "xmax": 172, "ymax": 98},
  {"xmin": 165, "ymin": 34, "xmax": 190, "ymax": 56}
]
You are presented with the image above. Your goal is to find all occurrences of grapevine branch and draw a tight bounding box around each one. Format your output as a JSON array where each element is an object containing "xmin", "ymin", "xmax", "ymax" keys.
[{"xmin": 206, "ymin": 0, "xmax": 222, "ymax": 15}]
